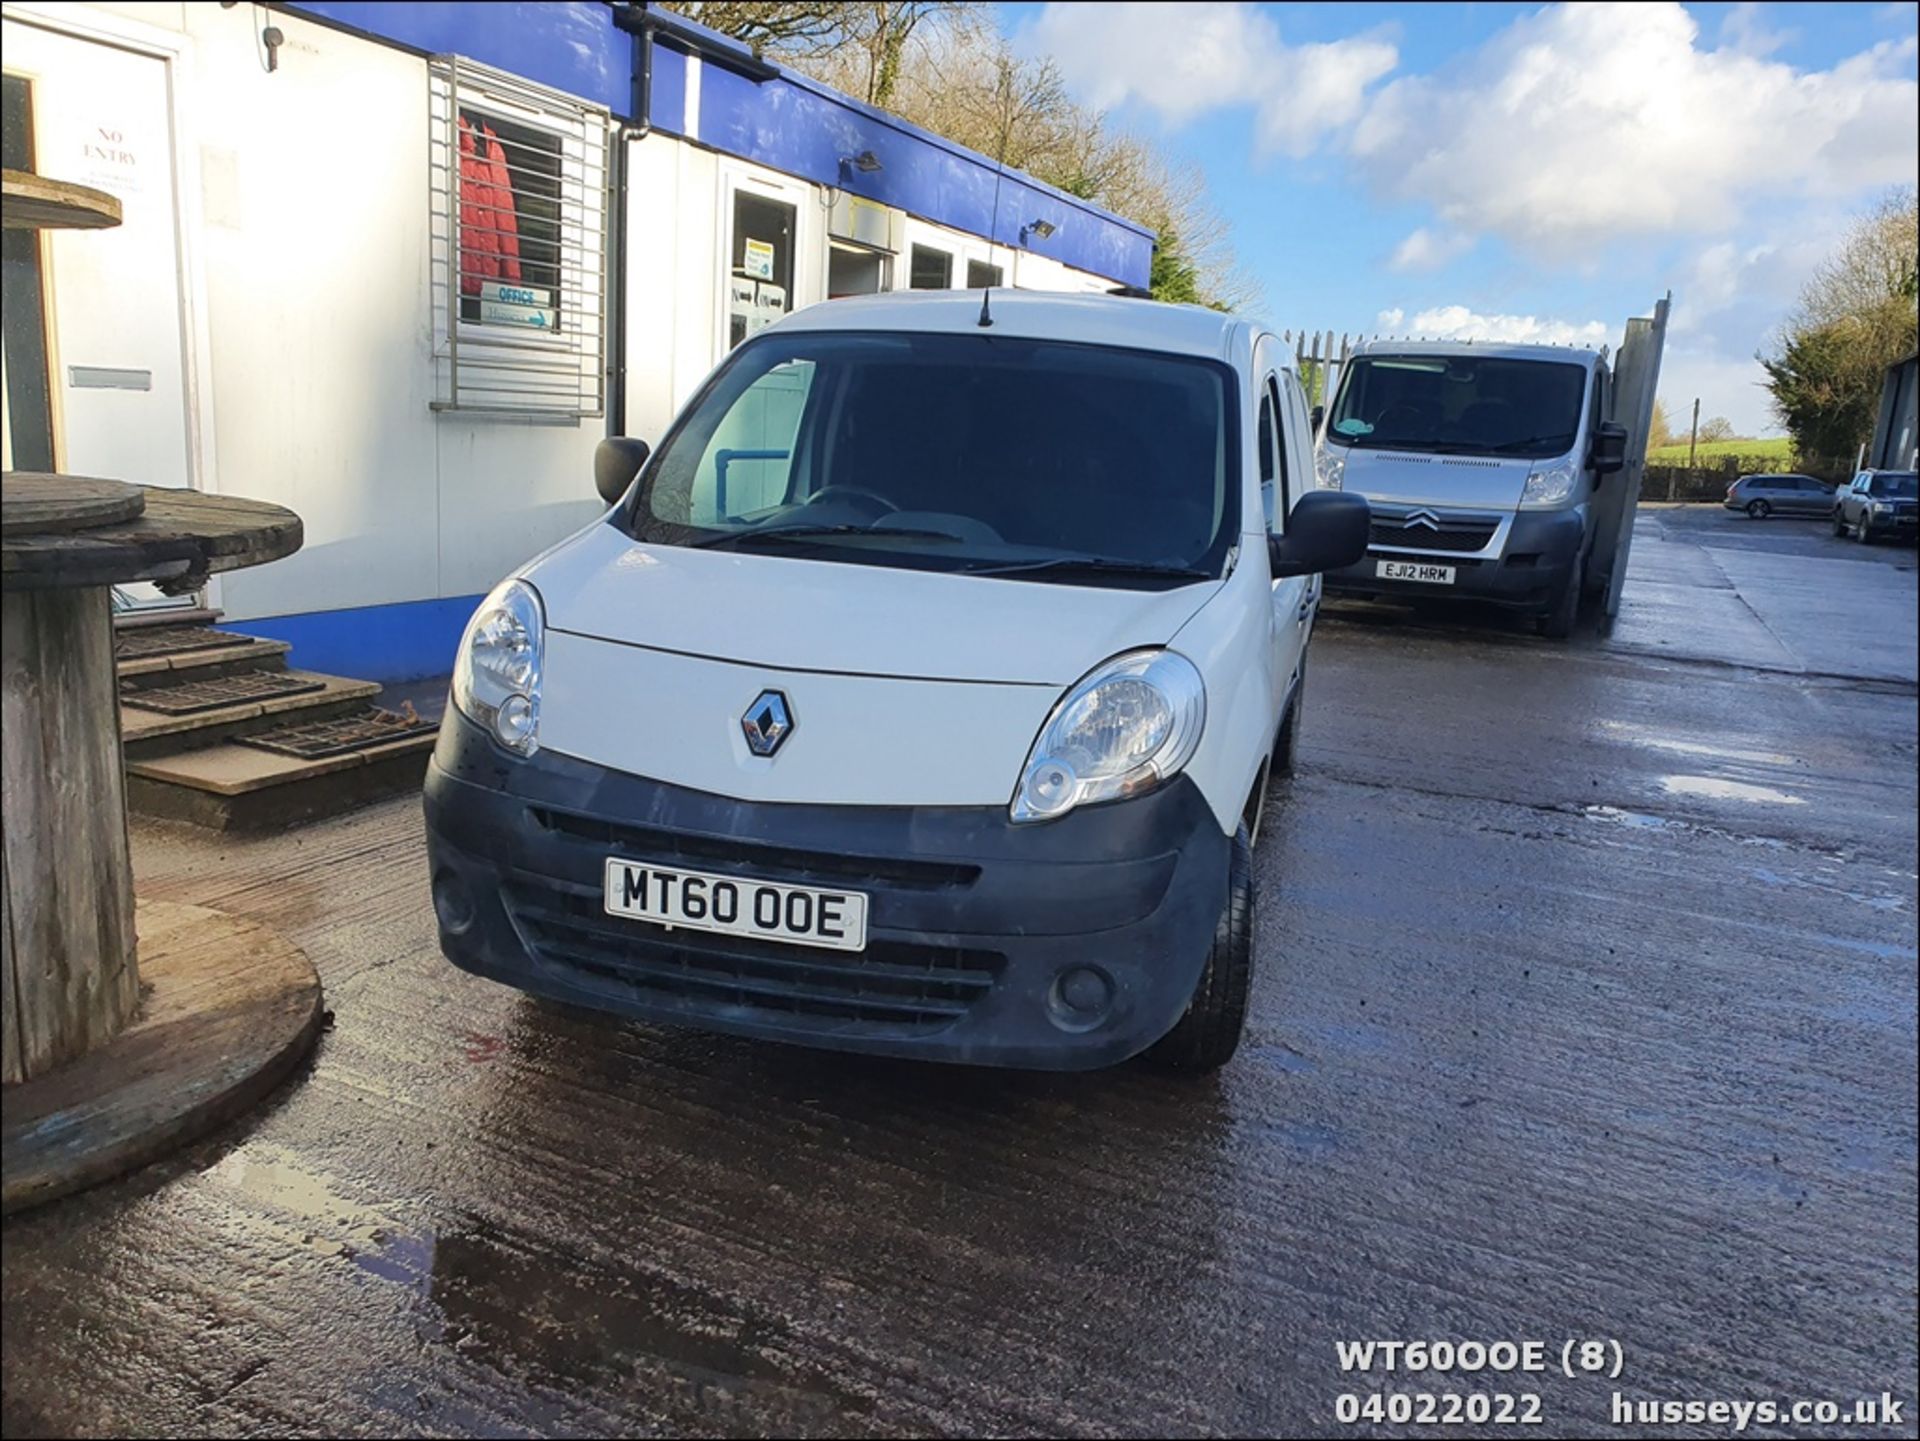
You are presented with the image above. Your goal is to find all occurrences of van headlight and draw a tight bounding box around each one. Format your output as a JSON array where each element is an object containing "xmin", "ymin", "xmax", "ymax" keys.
[
  {"xmin": 1316, "ymin": 447, "xmax": 1346, "ymax": 490},
  {"xmin": 1520, "ymin": 464, "xmax": 1577, "ymax": 508},
  {"xmin": 452, "ymin": 579, "xmax": 544, "ymax": 755},
  {"xmin": 1011, "ymin": 649, "xmax": 1205, "ymax": 823}
]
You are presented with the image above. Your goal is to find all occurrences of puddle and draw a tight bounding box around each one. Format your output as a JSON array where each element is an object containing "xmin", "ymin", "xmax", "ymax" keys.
[
  {"xmin": 1581, "ymin": 805, "xmax": 1676, "ymax": 832},
  {"xmin": 1659, "ymin": 775, "xmax": 1806, "ymax": 806}
]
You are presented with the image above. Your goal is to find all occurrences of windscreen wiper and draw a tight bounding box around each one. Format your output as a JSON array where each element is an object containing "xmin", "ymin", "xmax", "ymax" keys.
[
  {"xmin": 1480, "ymin": 433, "xmax": 1576, "ymax": 453},
  {"xmin": 688, "ymin": 523, "xmax": 970, "ymax": 549},
  {"xmin": 961, "ymin": 556, "xmax": 1215, "ymax": 581}
]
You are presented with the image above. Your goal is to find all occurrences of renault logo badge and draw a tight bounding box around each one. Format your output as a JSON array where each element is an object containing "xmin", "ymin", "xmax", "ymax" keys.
[{"xmin": 741, "ymin": 690, "xmax": 793, "ymax": 757}]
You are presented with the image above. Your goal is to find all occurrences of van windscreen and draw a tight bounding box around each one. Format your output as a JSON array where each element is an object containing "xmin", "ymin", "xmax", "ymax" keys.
[
  {"xmin": 1327, "ymin": 355, "xmax": 1588, "ymax": 461},
  {"xmin": 619, "ymin": 331, "xmax": 1238, "ymax": 587}
]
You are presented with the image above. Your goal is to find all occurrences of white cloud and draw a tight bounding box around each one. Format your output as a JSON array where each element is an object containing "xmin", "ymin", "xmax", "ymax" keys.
[
  {"xmin": 1719, "ymin": 2, "xmax": 1795, "ymax": 58},
  {"xmin": 1375, "ymin": 305, "xmax": 1613, "ymax": 347},
  {"xmin": 1347, "ymin": 2, "xmax": 1919, "ymax": 258},
  {"xmin": 1017, "ymin": 2, "xmax": 1397, "ymax": 157},
  {"xmin": 1389, "ymin": 227, "xmax": 1475, "ymax": 272}
]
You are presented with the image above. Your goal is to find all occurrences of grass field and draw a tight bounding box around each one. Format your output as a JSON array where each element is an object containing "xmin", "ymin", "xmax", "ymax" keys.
[{"xmin": 1644, "ymin": 436, "xmax": 1794, "ymax": 468}]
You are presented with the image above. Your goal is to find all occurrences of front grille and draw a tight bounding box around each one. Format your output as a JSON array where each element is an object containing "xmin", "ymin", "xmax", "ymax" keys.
[
  {"xmin": 1368, "ymin": 521, "xmax": 1498, "ymax": 553},
  {"xmin": 530, "ymin": 806, "xmax": 981, "ymax": 892},
  {"xmin": 506, "ymin": 884, "xmax": 1004, "ymax": 1037}
]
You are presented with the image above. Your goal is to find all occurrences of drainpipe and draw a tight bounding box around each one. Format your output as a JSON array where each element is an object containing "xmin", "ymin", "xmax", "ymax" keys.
[{"xmin": 604, "ymin": 2, "xmax": 776, "ymax": 438}]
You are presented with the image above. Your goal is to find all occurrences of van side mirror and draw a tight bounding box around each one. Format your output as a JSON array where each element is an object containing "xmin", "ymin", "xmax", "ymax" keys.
[
  {"xmin": 1268, "ymin": 491, "xmax": 1370, "ymax": 578},
  {"xmin": 594, "ymin": 436, "xmax": 651, "ymax": 505},
  {"xmin": 1310, "ymin": 404, "xmax": 1325, "ymax": 435},
  {"xmin": 1590, "ymin": 422, "xmax": 1629, "ymax": 476}
]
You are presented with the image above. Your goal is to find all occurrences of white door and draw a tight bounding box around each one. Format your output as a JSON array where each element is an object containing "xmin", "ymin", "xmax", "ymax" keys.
[
  {"xmin": 4, "ymin": 19, "xmax": 198, "ymax": 608},
  {"xmin": 1254, "ymin": 347, "xmax": 1309, "ymax": 717}
]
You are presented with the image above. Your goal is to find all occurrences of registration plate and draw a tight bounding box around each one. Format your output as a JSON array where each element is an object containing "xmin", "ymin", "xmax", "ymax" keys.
[
  {"xmin": 1378, "ymin": 560, "xmax": 1456, "ymax": 585},
  {"xmin": 603, "ymin": 859, "xmax": 868, "ymax": 952}
]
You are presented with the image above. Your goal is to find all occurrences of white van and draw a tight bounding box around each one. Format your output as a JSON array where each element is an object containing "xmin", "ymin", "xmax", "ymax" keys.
[{"xmin": 425, "ymin": 291, "xmax": 1368, "ymax": 1071}]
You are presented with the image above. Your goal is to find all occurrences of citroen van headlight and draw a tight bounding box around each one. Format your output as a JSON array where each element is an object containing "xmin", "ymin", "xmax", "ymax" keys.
[
  {"xmin": 1011, "ymin": 649, "xmax": 1206, "ymax": 822},
  {"xmin": 452, "ymin": 579, "xmax": 544, "ymax": 755},
  {"xmin": 1520, "ymin": 464, "xmax": 1577, "ymax": 508},
  {"xmin": 1316, "ymin": 447, "xmax": 1346, "ymax": 490}
]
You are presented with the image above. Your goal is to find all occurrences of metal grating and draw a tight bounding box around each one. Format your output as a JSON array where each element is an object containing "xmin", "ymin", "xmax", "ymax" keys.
[
  {"xmin": 427, "ymin": 55, "xmax": 609, "ymax": 418},
  {"xmin": 235, "ymin": 706, "xmax": 437, "ymax": 760},
  {"xmin": 121, "ymin": 671, "xmax": 324, "ymax": 715},
  {"xmin": 114, "ymin": 625, "xmax": 255, "ymax": 662}
]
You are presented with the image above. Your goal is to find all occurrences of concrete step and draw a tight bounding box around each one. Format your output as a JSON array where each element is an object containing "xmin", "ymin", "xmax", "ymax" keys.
[
  {"xmin": 126, "ymin": 727, "xmax": 437, "ymax": 832},
  {"xmin": 116, "ymin": 636, "xmax": 291, "ymax": 682},
  {"xmin": 121, "ymin": 671, "xmax": 383, "ymax": 758}
]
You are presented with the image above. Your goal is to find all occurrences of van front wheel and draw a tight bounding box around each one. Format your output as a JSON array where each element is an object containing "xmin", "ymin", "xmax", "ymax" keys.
[
  {"xmin": 1146, "ymin": 825, "xmax": 1254, "ymax": 1074},
  {"xmin": 1538, "ymin": 551, "xmax": 1585, "ymax": 640}
]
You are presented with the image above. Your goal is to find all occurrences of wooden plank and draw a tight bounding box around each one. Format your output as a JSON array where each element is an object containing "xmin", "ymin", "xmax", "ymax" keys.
[
  {"xmin": 2, "ymin": 487, "xmax": 301, "ymax": 592},
  {"xmin": 1, "ymin": 169, "xmax": 122, "ymax": 231},
  {"xmin": 1, "ymin": 587, "xmax": 140, "ymax": 1082},
  {"xmin": 1, "ymin": 473, "xmax": 145, "ymax": 534},
  {"xmin": 1, "ymin": 900, "xmax": 323, "ymax": 1213}
]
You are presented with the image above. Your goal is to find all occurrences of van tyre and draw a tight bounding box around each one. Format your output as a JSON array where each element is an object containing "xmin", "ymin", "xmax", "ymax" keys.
[
  {"xmin": 1146, "ymin": 825, "xmax": 1254, "ymax": 1074},
  {"xmin": 1272, "ymin": 664, "xmax": 1306, "ymax": 778},
  {"xmin": 1538, "ymin": 550, "xmax": 1585, "ymax": 640},
  {"xmin": 1746, "ymin": 499, "xmax": 1770, "ymax": 519}
]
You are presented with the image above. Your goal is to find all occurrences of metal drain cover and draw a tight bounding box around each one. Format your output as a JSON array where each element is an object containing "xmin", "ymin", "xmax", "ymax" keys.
[
  {"xmin": 122, "ymin": 670, "xmax": 325, "ymax": 715},
  {"xmin": 114, "ymin": 625, "xmax": 255, "ymax": 661},
  {"xmin": 235, "ymin": 706, "xmax": 436, "ymax": 759}
]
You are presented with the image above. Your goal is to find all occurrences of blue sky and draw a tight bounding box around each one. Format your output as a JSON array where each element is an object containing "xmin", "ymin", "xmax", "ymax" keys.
[{"xmin": 1002, "ymin": 1, "xmax": 1920, "ymax": 436}]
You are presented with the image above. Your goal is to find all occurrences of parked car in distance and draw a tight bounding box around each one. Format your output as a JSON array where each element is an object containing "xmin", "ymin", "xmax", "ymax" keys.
[
  {"xmin": 1724, "ymin": 473, "xmax": 1834, "ymax": 518},
  {"xmin": 425, "ymin": 292, "xmax": 1371, "ymax": 1074},
  {"xmin": 1831, "ymin": 469, "xmax": 1919, "ymax": 543}
]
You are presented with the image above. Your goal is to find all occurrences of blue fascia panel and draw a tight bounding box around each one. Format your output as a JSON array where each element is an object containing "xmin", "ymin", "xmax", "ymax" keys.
[
  {"xmin": 285, "ymin": 2, "xmax": 631, "ymax": 115},
  {"xmin": 282, "ymin": 2, "xmax": 1153, "ymax": 286},
  {"xmin": 226, "ymin": 594, "xmax": 484, "ymax": 685}
]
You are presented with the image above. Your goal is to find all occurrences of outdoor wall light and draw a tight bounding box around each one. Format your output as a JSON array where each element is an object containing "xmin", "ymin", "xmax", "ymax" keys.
[
  {"xmin": 1022, "ymin": 218, "xmax": 1057, "ymax": 242},
  {"xmin": 843, "ymin": 150, "xmax": 883, "ymax": 174}
]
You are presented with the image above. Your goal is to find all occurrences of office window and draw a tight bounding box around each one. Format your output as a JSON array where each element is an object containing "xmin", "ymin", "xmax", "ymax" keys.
[
  {"xmin": 728, "ymin": 190, "xmax": 796, "ymax": 349},
  {"xmin": 910, "ymin": 245, "xmax": 952, "ymax": 289},
  {"xmin": 429, "ymin": 56, "xmax": 607, "ymax": 417},
  {"xmin": 966, "ymin": 259, "xmax": 1003, "ymax": 288},
  {"xmin": 829, "ymin": 243, "xmax": 889, "ymax": 299}
]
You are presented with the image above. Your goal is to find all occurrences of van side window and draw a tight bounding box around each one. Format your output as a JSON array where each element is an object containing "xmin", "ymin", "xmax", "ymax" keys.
[
  {"xmin": 1257, "ymin": 381, "xmax": 1279, "ymax": 530},
  {"xmin": 1270, "ymin": 376, "xmax": 1297, "ymax": 517}
]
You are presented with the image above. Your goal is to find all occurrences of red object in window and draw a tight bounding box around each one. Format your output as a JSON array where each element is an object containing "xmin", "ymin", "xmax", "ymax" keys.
[{"xmin": 458, "ymin": 115, "xmax": 522, "ymax": 296}]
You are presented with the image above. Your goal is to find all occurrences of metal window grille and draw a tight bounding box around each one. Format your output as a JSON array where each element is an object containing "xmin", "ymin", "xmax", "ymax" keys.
[{"xmin": 428, "ymin": 56, "xmax": 608, "ymax": 418}]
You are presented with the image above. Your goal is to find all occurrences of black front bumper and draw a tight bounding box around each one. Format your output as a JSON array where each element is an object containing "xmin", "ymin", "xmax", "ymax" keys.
[
  {"xmin": 423, "ymin": 711, "xmax": 1230, "ymax": 1070},
  {"xmin": 1325, "ymin": 506, "xmax": 1587, "ymax": 610}
]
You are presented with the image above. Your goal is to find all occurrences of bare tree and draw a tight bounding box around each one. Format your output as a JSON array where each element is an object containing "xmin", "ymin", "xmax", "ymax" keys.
[{"xmin": 1697, "ymin": 416, "xmax": 1735, "ymax": 443}]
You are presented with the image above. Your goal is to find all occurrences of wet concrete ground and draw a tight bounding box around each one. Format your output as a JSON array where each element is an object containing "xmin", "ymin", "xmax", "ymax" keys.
[{"xmin": 4, "ymin": 507, "xmax": 1915, "ymax": 1438}]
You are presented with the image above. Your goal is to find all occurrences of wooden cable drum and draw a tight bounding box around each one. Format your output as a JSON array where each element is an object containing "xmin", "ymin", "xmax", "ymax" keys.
[{"xmin": 2, "ymin": 169, "xmax": 122, "ymax": 231}]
